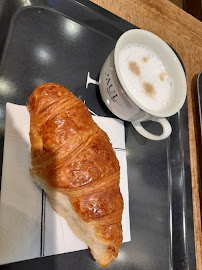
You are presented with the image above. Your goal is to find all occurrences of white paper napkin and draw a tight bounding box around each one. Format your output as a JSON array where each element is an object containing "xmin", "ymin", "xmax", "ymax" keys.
[{"xmin": 0, "ymin": 103, "xmax": 130, "ymax": 265}]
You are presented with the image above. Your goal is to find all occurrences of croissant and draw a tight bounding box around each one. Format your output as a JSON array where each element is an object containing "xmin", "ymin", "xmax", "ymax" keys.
[{"xmin": 28, "ymin": 83, "xmax": 123, "ymax": 267}]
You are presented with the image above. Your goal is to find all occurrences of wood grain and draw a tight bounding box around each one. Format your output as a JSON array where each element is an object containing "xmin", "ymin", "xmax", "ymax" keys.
[{"xmin": 90, "ymin": 0, "xmax": 202, "ymax": 269}]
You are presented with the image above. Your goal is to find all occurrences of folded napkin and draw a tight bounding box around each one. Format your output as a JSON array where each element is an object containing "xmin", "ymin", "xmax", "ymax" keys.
[{"xmin": 0, "ymin": 103, "xmax": 130, "ymax": 265}]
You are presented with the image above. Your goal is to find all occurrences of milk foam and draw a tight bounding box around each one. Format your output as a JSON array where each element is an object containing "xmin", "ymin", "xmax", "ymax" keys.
[{"xmin": 118, "ymin": 44, "xmax": 174, "ymax": 113}]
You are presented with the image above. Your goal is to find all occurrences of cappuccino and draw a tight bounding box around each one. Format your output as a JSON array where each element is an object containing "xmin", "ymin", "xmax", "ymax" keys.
[{"xmin": 118, "ymin": 44, "xmax": 173, "ymax": 113}]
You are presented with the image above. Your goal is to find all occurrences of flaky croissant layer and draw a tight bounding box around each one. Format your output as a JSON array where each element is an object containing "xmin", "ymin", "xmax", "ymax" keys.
[{"xmin": 28, "ymin": 83, "xmax": 123, "ymax": 267}]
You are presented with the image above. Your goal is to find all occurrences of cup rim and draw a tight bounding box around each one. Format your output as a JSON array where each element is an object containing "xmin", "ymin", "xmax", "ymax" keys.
[{"xmin": 114, "ymin": 29, "xmax": 187, "ymax": 118}]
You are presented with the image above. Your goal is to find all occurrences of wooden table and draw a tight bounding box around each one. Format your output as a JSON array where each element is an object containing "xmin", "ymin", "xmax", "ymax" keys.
[{"xmin": 90, "ymin": 0, "xmax": 202, "ymax": 269}]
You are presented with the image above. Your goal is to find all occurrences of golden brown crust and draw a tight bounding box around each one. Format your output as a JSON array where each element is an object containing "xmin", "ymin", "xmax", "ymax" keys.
[{"xmin": 29, "ymin": 83, "xmax": 123, "ymax": 267}]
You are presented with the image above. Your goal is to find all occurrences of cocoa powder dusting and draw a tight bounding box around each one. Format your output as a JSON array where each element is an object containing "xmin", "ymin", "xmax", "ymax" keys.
[
  {"xmin": 142, "ymin": 56, "xmax": 149, "ymax": 63},
  {"xmin": 159, "ymin": 72, "xmax": 166, "ymax": 81},
  {"xmin": 143, "ymin": 82, "xmax": 156, "ymax": 97},
  {"xmin": 129, "ymin": 61, "xmax": 141, "ymax": 76}
]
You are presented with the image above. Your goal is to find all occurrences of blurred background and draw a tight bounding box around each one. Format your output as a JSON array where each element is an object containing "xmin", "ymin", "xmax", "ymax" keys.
[{"xmin": 169, "ymin": 0, "xmax": 202, "ymax": 20}]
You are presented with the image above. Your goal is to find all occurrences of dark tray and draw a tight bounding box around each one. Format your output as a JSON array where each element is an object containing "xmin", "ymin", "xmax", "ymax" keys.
[{"xmin": 0, "ymin": 1, "xmax": 196, "ymax": 270}]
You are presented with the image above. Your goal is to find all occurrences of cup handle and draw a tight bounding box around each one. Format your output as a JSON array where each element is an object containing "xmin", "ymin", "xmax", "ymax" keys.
[{"xmin": 132, "ymin": 118, "xmax": 172, "ymax": 141}]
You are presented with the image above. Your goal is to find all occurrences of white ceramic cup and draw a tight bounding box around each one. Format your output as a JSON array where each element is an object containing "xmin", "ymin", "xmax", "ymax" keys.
[{"xmin": 99, "ymin": 29, "xmax": 187, "ymax": 140}]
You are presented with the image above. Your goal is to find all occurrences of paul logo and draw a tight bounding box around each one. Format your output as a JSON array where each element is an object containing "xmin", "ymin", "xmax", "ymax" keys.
[{"xmin": 105, "ymin": 70, "xmax": 118, "ymax": 102}]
